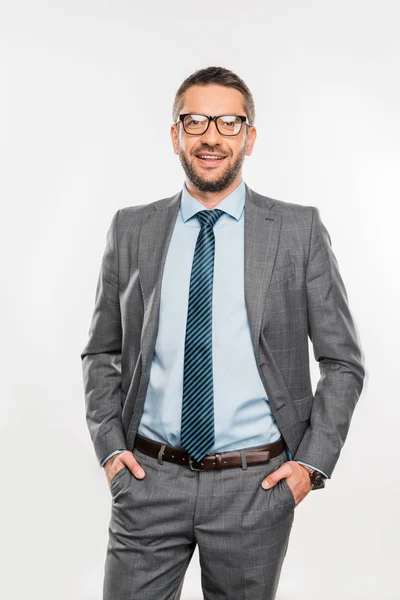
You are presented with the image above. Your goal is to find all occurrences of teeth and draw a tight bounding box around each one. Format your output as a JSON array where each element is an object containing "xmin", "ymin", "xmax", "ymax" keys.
[{"xmin": 198, "ymin": 155, "xmax": 224, "ymax": 159}]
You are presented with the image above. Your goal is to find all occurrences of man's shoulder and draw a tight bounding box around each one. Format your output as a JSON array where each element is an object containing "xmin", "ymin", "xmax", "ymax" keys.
[
  {"xmin": 117, "ymin": 190, "xmax": 181, "ymax": 220},
  {"xmin": 249, "ymin": 187, "xmax": 315, "ymax": 218},
  {"xmin": 247, "ymin": 187, "xmax": 317, "ymax": 231},
  {"xmin": 271, "ymin": 197, "xmax": 315, "ymax": 217}
]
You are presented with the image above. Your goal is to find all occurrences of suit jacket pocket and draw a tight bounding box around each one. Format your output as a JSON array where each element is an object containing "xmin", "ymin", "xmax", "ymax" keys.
[{"xmin": 269, "ymin": 262, "xmax": 295, "ymax": 286}]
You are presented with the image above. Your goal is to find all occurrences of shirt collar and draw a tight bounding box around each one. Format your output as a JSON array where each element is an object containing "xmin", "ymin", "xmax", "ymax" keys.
[{"xmin": 180, "ymin": 178, "xmax": 245, "ymax": 223}]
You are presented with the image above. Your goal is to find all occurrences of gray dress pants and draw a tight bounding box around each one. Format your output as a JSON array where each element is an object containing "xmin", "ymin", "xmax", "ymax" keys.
[{"xmin": 103, "ymin": 442, "xmax": 296, "ymax": 600}]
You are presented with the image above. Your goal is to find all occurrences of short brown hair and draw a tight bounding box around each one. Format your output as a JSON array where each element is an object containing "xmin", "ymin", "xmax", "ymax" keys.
[{"xmin": 172, "ymin": 66, "xmax": 256, "ymax": 127}]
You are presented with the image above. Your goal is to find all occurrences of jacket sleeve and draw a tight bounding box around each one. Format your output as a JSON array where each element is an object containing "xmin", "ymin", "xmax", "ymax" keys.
[
  {"xmin": 80, "ymin": 210, "xmax": 128, "ymax": 467},
  {"xmin": 293, "ymin": 207, "xmax": 365, "ymax": 478}
]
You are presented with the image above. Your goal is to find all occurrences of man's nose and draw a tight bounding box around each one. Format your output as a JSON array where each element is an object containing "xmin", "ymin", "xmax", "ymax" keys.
[{"xmin": 200, "ymin": 119, "xmax": 222, "ymax": 145}]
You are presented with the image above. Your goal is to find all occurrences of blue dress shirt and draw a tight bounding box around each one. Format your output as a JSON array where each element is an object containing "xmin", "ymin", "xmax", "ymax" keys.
[{"xmin": 101, "ymin": 178, "xmax": 328, "ymax": 480}]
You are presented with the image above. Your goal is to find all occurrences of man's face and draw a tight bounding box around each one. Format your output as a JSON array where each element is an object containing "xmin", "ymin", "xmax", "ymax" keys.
[{"xmin": 171, "ymin": 84, "xmax": 257, "ymax": 194}]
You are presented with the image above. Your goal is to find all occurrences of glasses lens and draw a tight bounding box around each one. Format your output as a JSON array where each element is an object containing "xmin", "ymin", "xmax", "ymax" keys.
[
  {"xmin": 216, "ymin": 116, "xmax": 242, "ymax": 135},
  {"xmin": 183, "ymin": 114, "xmax": 209, "ymax": 134}
]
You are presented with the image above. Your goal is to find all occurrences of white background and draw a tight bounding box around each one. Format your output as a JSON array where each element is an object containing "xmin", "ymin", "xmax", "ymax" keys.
[{"xmin": 1, "ymin": 1, "xmax": 399, "ymax": 599}]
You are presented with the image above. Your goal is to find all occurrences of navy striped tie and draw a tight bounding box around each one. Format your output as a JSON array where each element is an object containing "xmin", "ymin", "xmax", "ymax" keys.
[{"xmin": 180, "ymin": 208, "xmax": 225, "ymax": 463}]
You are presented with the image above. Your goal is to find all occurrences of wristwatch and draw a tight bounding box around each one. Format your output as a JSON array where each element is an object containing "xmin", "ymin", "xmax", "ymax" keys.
[{"xmin": 298, "ymin": 464, "xmax": 327, "ymax": 490}]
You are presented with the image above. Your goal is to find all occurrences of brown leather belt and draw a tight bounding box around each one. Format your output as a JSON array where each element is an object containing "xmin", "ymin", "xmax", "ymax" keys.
[{"xmin": 134, "ymin": 433, "xmax": 286, "ymax": 471}]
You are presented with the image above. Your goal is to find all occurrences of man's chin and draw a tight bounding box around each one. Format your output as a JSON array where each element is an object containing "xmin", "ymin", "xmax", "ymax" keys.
[
  {"xmin": 192, "ymin": 171, "xmax": 226, "ymax": 188},
  {"xmin": 193, "ymin": 165, "xmax": 228, "ymax": 184},
  {"xmin": 179, "ymin": 153, "xmax": 240, "ymax": 193},
  {"xmin": 190, "ymin": 178, "xmax": 233, "ymax": 194}
]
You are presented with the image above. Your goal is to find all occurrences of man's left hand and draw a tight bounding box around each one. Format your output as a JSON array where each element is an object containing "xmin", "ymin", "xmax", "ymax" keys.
[{"xmin": 261, "ymin": 461, "xmax": 312, "ymax": 507}]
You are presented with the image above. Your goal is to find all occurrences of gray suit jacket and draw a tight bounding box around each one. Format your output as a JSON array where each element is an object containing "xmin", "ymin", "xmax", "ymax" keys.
[{"xmin": 80, "ymin": 183, "xmax": 365, "ymax": 478}]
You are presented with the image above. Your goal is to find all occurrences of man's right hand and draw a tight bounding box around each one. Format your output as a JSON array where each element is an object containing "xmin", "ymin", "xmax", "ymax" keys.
[{"xmin": 104, "ymin": 450, "xmax": 146, "ymax": 487}]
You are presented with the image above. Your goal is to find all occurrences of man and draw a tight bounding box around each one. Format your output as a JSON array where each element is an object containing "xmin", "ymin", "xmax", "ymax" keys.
[{"xmin": 81, "ymin": 66, "xmax": 364, "ymax": 600}]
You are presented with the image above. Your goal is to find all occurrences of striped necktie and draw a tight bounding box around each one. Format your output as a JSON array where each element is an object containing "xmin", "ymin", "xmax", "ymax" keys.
[{"xmin": 180, "ymin": 208, "xmax": 225, "ymax": 463}]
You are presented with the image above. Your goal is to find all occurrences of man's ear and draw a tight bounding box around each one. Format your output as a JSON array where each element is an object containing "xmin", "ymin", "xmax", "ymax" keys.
[
  {"xmin": 245, "ymin": 126, "xmax": 257, "ymax": 156},
  {"xmin": 170, "ymin": 124, "xmax": 179, "ymax": 154}
]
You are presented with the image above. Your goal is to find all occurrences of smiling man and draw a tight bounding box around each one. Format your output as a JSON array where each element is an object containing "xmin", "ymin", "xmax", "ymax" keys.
[{"xmin": 81, "ymin": 66, "xmax": 364, "ymax": 600}]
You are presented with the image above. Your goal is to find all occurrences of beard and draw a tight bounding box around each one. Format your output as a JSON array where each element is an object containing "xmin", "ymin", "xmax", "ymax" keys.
[{"xmin": 177, "ymin": 145, "xmax": 246, "ymax": 193}]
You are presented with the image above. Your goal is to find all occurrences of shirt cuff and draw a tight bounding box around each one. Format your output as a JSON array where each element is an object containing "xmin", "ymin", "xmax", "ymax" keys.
[
  {"xmin": 100, "ymin": 449, "xmax": 125, "ymax": 467},
  {"xmin": 295, "ymin": 460, "xmax": 329, "ymax": 479}
]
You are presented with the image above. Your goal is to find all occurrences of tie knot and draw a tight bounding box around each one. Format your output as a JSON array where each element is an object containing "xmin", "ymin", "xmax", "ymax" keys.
[{"xmin": 196, "ymin": 209, "xmax": 225, "ymax": 229}]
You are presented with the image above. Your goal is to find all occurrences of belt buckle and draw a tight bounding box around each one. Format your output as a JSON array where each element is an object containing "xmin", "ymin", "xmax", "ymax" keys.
[{"xmin": 188, "ymin": 456, "xmax": 202, "ymax": 471}]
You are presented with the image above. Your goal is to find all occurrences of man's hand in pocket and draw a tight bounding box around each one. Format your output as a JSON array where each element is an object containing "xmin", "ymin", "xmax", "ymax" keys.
[
  {"xmin": 260, "ymin": 461, "xmax": 312, "ymax": 506},
  {"xmin": 104, "ymin": 450, "xmax": 146, "ymax": 487}
]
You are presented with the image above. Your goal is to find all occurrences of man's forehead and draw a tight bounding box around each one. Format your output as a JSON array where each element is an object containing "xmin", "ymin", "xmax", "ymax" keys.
[{"xmin": 181, "ymin": 85, "xmax": 245, "ymax": 114}]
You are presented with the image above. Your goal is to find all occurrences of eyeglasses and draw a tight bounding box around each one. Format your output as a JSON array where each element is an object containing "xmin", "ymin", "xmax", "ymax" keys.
[{"xmin": 176, "ymin": 113, "xmax": 249, "ymax": 136}]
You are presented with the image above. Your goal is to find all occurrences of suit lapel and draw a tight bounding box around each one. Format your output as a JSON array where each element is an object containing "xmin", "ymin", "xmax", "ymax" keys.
[
  {"xmin": 138, "ymin": 191, "xmax": 182, "ymax": 371},
  {"xmin": 244, "ymin": 184, "xmax": 282, "ymax": 357}
]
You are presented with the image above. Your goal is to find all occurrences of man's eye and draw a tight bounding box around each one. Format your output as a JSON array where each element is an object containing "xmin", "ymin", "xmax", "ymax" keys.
[{"xmin": 221, "ymin": 119, "xmax": 235, "ymax": 126}]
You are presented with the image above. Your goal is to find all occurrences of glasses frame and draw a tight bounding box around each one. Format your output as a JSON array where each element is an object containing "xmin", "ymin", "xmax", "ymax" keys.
[{"xmin": 176, "ymin": 113, "xmax": 249, "ymax": 136}]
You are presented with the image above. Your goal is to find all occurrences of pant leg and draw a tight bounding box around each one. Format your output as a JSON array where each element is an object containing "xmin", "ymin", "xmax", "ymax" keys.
[
  {"xmin": 103, "ymin": 448, "xmax": 197, "ymax": 600},
  {"xmin": 195, "ymin": 447, "xmax": 296, "ymax": 600}
]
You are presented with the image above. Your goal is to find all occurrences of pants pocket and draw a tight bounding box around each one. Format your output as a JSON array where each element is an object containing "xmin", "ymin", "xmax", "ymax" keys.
[
  {"xmin": 110, "ymin": 465, "xmax": 129, "ymax": 494},
  {"xmin": 280, "ymin": 476, "xmax": 296, "ymax": 508}
]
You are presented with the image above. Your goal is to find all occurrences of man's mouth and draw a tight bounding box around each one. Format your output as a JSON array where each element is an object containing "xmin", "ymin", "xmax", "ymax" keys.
[{"xmin": 195, "ymin": 153, "xmax": 227, "ymax": 167}]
